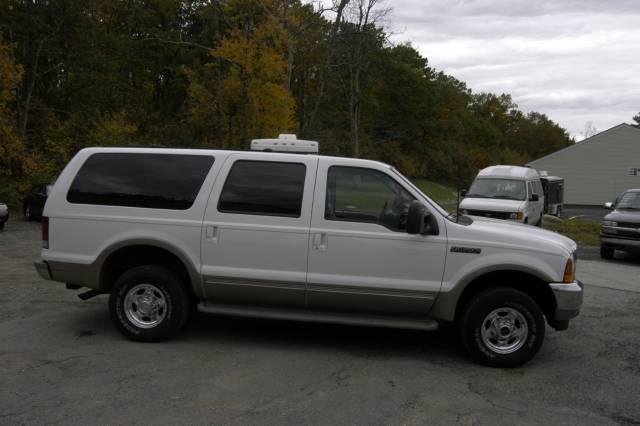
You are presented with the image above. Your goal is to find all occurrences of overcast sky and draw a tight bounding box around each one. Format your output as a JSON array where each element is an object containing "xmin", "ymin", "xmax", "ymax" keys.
[{"xmin": 386, "ymin": 0, "xmax": 640, "ymax": 139}]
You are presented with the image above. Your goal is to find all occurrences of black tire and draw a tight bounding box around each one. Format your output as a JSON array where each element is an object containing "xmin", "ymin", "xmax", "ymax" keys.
[
  {"xmin": 600, "ymin": 245, "xmax": 614, "ymax": 260},
  {"xmin": 459, "ymin": 287, "xmax": 546, "ymax": 368},
  {"xmin": 0, "ymin": 222, "xmax": 4, "ymax": 230},
  {"xmin": 109, "ymin": 265, "xmax": 191, "ymax": 342}
]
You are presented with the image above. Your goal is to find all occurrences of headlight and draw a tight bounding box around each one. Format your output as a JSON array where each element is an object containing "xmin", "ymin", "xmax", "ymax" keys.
[
  {"xmin": 602, "ymin": 220, "xmax": 617, "ymax": 227},
  {"xmin": 509, "ymin": 212, "xmax": 524, "ymax": 220},
  {"xmin": 563, "ymin": 256, "xmax": 575, "ymax": 283}
]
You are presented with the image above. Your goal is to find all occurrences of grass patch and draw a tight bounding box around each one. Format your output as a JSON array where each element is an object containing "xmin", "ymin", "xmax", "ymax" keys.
[
  {"xmin": 413, "ymin": 179, "xmax": 457, "ymax": 202},
  {"xmin": 542, "ymin": 217, "xmax": 601, "ymax": 246},
  {"xmin": 412, "ymin": 179, "xmax": 458, "ymax": 211}
]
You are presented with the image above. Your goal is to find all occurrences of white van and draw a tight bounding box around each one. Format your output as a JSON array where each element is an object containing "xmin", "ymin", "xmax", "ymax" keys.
[{"xmin": 460, "ymin": 165, "xmax": 545, "ymax": 226}]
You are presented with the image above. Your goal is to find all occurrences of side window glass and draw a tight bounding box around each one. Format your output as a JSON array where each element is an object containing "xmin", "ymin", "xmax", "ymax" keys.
[
  {"xmin": 325, "ymin": 166, "xmax": 415, "ymax": 231},
  {"xmin": 218, "ymin": 160, "xmax": 306, "ymax": 217},
  {"xmin": 67, "ymin": 153, "xmax": 215, "ymax": 210}
]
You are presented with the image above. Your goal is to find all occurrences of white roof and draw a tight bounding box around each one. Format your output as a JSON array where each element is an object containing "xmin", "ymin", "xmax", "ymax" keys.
[
  {"xmin": 77, "ymin": 147, "xmax": 390, "ymax": 169},
  {"xmin": 477, "ymin": 165, "xmax": 539, "ymax": 179}
]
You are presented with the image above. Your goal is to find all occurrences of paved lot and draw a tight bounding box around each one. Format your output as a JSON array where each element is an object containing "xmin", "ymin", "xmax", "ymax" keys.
[{"xmin": 1, "ymin": 219, "xmax": 640, "ymax": 425}]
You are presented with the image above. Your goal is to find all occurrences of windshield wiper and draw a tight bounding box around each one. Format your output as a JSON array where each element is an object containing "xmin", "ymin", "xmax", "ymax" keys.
[{"xmin": 491, "ymin": 195, "xmax": 521, "ymax": 200}]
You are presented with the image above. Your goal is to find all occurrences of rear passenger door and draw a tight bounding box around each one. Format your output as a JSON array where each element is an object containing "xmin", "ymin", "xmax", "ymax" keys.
[{"xmin": 201, "ymin": 154, "xmax": 318, "ymax": 307}]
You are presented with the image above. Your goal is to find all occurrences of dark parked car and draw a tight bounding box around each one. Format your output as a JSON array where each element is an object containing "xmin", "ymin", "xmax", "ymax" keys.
[
  {"xmin": 600, "ymin": 189, "xmax": 640, "ymax": 259},
  {"xmin": 0, "ymin": 202, "xmax": 8, "ymax": 230},
  {"xmin": 23, "ymin": 184, "xmax": 52, "ymax": 220}
]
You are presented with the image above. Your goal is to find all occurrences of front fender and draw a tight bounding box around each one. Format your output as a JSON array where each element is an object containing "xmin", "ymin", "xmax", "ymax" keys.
[{"xmin": 429, "ymin": 249, "xmax": 559, "ymax": 322}]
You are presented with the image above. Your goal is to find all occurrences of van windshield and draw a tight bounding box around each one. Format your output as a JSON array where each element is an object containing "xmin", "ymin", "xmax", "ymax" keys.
[{"xmin": 466, "ymin": 178, "xmax": 526, "ymax": 201}]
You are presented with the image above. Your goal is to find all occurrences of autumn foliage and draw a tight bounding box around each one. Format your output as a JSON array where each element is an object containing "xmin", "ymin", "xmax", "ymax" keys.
[{"xmin": 0, "ymin": 0, "xmax": 573, "ymax": 207}]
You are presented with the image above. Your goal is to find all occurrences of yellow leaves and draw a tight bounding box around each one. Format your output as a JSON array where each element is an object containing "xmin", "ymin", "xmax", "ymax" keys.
[
  {"xmin": 90, "ymin": 111, "xmax": 138, "ymax": 147},
  {"xmin": 202, "ymin": 4, "xmax": 298, "ymax": 145},
  {"xmin": 252, "ymin": 81, "xmax": 296, "ymax": 136}
]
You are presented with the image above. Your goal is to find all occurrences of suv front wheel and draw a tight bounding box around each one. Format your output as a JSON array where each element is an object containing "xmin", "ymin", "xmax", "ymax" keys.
[
  {"xmin": 600, "ymin": 245, "xmax": 614, "ymax": 260},
  {"xmin": 109, "ymin": 265, "xmax": 190, "ymax": 342},
  {"xmin": 460, "ymin": 287, "xmax": 545, "ymax": 367}
]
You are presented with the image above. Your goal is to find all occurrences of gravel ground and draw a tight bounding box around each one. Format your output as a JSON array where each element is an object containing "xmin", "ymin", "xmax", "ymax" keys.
[{"xmin": 1, "ymin": 219, "xmax": 640, "ymax": 425}]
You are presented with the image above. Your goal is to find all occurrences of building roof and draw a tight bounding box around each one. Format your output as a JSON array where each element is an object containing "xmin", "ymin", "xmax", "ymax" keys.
[{"xmin": 527, "ymin": 123, "xmax": 640, "ymax": 166}]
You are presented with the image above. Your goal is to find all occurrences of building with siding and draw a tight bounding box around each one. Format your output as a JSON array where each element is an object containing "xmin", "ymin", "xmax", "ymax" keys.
[{"xmin": 526, "ymin": 123, "xmax": 640, "ymax": 205}]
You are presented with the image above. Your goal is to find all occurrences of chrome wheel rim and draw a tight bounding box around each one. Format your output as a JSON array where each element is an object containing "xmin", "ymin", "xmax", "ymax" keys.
[
  {"xmin": 123, "ymin": 284, "xmax": 167, "ymax": 329},
  {"xmin": 480, "ymin": 307, "xmax": 528, "ymax": 354}
]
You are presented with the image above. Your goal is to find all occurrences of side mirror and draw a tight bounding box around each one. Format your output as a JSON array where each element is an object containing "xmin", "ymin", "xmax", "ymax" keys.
[
  {"xmin": 530, "ymin": 193, "xmax": 539, "ymax": 202},
  {"xmin": 407, "ymin": 201, "xmax": 438, "ymax": 235},
  {"xmin": 460, "ymin": 189, "xmax": 467, "ymax": 198},
  {"xmin": 604, "ymin": 202, "xmax": 614, "ymax": 210}
]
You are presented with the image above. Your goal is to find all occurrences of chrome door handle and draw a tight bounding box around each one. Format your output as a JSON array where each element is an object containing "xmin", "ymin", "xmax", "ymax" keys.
[
  {"xmin": 206, "ymin": 225, "xmax": 219, "ymax": 242},
  {"xmin": 313, "ymin": 233, "xmax": 328, "ymax": 251}
]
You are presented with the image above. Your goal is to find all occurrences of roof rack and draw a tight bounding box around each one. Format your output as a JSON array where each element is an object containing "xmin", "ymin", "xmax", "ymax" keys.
[{"xmin": 250, "ymin": 134, "xmax": 319, "ymax": 154}]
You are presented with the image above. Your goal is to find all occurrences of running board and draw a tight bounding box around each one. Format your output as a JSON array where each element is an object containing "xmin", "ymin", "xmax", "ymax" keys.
[{"xmin": 197, "ymin": 302, "xmax": 439, "ymax": 331}]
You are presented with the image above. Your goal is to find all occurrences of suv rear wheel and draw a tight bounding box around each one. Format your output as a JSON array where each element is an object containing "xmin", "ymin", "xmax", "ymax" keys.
[
  {"xmin": 109, "ymin": 265, "xmax": 190, "ymax": 342},
  {"xmin": 460, "ymin": 287, "xmax": 545, "ymax": 367},
  {"xmin": 600, "ymin": 245, "xmax": 614, "ymax": 260}
]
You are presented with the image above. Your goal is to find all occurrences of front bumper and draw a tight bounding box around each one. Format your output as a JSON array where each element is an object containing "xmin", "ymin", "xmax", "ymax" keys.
[
  {"xmin": 601, "ymin": 235, "xmax": 640, "ymax": 249},
  {"xmin": 34, "ymin": 261, "xmax": 53, "ymax": 281},
  {"xmin": 549, "ymin": 280, "xmax": 583, "ymax": 321}
]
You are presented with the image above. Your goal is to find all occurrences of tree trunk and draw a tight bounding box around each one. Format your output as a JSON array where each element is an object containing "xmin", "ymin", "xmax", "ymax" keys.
[{"xmin": 303, "ymin": 0, "xmax": 350, "ymax": 137}]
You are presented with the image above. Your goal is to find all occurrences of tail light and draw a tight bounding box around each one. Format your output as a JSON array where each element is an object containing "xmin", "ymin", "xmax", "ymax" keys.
[{"xmin": 42, "ymin": 216, "xmax": 49, "ymax": 249}]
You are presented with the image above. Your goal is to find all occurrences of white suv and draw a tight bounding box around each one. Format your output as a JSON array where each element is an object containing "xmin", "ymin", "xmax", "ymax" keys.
[{"xmin": 35, "ymin": 147, "xmax": 583, "ymax": 367}]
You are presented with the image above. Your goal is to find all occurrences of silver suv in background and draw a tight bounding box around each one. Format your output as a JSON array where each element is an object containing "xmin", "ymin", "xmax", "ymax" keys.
[
  {"xmin": 601, "ymin": 189, "xmax": 640, "ymax": 259},
  {"xmin": 34, "ymin": 146, "xmax": 582, "ymax": 367}
]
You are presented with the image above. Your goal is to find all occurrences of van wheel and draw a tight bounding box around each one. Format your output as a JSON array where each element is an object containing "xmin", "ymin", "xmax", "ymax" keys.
[
  {"xmin": 600, "ymin": 245, "xmax": 614, "ymax": 260},
  {"xmin": 459, "ymin": 287, "xmax": 545, "ymax": 367},
  {"xmin": 109, "ymin": 265, "xmax": 190, "ymax": 342}
]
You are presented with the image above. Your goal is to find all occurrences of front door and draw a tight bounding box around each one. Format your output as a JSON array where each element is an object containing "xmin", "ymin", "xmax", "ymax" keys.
[
  {"xmin": 306, "ymin": 159, "xmax": 448, "ymax": 316},
  {"xmin": 201, "ymin": 154, "xmax": 318, "ymax": 307}
]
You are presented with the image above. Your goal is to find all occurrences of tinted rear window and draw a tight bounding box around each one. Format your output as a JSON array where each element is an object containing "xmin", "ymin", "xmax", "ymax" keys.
[
  {"xmin": 67, "ymin": 153, "xmax": 215, "ymax": 210},
  {"xmin": 218, "ymin": 161, "xmax": 306, "ymax": 217}
]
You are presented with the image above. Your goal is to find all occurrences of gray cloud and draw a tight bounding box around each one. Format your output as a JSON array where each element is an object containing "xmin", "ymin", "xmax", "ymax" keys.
[{"xmin": 387, "ymin": 0, "xmax": 640, "ymax": 138}]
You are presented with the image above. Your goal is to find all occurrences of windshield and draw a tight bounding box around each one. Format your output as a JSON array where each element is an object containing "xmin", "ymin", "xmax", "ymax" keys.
[
  {"xmin": 467, "ymin": 178, "xmax": 526, "ymax": 201},
  {"xmin": 617, "ymin": 191, "xmax": 640, "ymax": 210}
]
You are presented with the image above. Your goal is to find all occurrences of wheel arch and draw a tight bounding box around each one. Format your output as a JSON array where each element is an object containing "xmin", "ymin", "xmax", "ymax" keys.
[
  {"xmin": 98, "ymin": 240, "xmax": 203, "ymax": 299},
  {"xmin": 430, "ymin": 266, "xmax": 556, "ymax": 323}
]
